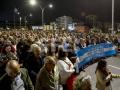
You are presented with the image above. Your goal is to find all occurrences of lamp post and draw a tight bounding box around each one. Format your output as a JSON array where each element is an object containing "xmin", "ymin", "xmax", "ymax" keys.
[
  {"xmin": 24, "ymin": 13, "xmax": 33, "ymax": 29},
  {"xmin": 41, "ymin": 4, "xmax": 53, "ymax": 26},
  {"xmin": 29, "ymin": 0, "xmax": 53, "ymax": 27},
  {"xmin": 20, "ymin": 17, "xmax": 22, "ymax": 29},
  {"xmin": 112, "ymin": 0, "xmax": 114, "ymax": 34},
  {"xmin": 14, "ymin": 8, "xmax": 20, "ymax": 29}
]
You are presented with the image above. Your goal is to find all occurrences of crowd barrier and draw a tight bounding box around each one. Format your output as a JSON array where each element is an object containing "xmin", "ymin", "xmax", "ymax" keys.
[{"xmin": 75, "ymin": 43, "xmax": 117, "ymax": 72}]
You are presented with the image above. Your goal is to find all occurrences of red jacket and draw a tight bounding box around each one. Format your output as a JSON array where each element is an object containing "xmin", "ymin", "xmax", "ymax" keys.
[{"xmin": 66, "ymin": 73, "xmax": 77, "ymax": 90}]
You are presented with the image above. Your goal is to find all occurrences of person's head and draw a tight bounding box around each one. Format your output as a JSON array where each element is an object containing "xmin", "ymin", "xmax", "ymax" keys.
[
  {"xmin": 2, "ymin": 44, "xmax": 12, "ymax": 54},
  {"xmin": 74, "ymin": 71, "xmax": 92, "ymax": 90},
  {"xmin": 5, "ymin": 45, "xmax": 11, "ymax": 53},
  {"xmin": 44, "ymin": 56, "xmax": 56, "ymax": 72},
  {"xmin": 58, "ymin": 47, "xmax": 68, "ymax": 59},
  {"xmin": 80, "ymin": 76, "xmax": 92, "ymax": 90},
  {"xmin": 31, "ymin": 44, "xmax": 41, "ymax": 57},
  {"xmin": 96, "ymin": 60, "xmax": 107, "ymax": 72},
  {"xmin": 6, "ymin": 60, "xmax": 20, "ymax": 78}
]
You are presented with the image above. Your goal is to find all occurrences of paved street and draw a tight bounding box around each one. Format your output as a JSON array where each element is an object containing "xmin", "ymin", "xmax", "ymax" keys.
[{"xmin": 85, "ymin": 56, "xmax": 120, "ymax": 90}]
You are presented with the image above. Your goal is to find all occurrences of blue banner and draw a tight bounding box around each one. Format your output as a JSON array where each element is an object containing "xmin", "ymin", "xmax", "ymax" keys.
[{"xmin": 75, "ymin": 43, "xmax": 117, "ymax": 72}]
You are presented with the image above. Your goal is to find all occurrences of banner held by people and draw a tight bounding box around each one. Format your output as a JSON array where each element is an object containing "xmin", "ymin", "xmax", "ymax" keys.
[{"xmin": 75, "ymin": 43, "xmax": 117, "ymax": 72}]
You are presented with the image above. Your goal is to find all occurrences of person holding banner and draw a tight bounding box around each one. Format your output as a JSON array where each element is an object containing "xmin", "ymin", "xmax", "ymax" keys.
[
  {"xmin": 95, "ymin": 60, "xmax": 120, "ymax": 90},
  {"xmin": 57, "ymin": 48, "xmax": 75, "ymax": 90},
  {"xmin": 95, "ymin": 60, "xmax": 112, "ymax": 90}
]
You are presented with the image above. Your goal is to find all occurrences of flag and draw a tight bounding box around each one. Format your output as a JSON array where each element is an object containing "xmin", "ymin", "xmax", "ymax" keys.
[{"xmin": 75, "ymin": 43, "xmax": 117, "ymax": 72}]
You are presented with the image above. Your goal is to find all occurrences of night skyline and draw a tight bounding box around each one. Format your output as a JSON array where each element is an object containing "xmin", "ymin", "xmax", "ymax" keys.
[{"xmin": 0, "ymin": 0, "xmax": 120, "ymax": 25}]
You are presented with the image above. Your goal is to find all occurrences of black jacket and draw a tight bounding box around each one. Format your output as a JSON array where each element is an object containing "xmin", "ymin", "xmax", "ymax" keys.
[{"xmin": 0, "ymin": 68, "xmax": 34, "ymax": 90}]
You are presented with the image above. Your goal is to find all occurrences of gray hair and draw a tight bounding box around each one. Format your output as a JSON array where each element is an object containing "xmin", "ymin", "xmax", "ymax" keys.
[{"xmin": 30, "ymin": 44, "xmax": 41, "ymax": 53}]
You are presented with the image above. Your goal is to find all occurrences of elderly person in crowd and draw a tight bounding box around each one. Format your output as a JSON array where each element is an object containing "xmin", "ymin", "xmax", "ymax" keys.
[
  {"xmin": 0, "ymin": 60, "xmax": 34, "ymax": 90},
  {"xmin": 35, "ymin": 56, "xmax": 58, "ymax": 90},
  {"xmin": 57, "ymin": 48, "xmax": 75, "ymax": 90},
  {"xmin": 25, "ymin": 44, "xmax": 44, "ymax": 85}
]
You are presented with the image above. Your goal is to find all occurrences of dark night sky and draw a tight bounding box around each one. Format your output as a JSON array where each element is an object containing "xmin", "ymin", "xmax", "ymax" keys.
[{"xmin": 0, "ymin": 0, "xmax": 120, "ymax": 25}]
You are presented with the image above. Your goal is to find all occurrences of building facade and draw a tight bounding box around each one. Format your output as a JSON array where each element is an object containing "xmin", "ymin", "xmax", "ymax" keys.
[{"xmin": 56, "ymin": 16, "xmax": 73, "ymax": 30}]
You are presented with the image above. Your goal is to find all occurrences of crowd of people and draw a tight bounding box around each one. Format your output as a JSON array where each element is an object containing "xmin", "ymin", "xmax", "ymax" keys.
[{"xmin": 0, "ymin": 30, "xmax": 120, "ymax": 90}]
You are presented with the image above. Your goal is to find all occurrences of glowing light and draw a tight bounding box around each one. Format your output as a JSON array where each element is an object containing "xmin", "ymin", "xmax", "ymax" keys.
[
  {"xmin": 49, "ymin": 4, "xmax": 53, "ymax": 8},
  {"xmin": 30, "ymin": 0, "xmax": 36, "ymax": 6}
]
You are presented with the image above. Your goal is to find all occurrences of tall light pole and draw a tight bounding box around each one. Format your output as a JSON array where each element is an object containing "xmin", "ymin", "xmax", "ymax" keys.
[
  {"xmin": 14, "ymin": 8, "xmax": 19, "ymax": 29},
  {"xmin": 112, "ymin": 0, "xmax": 114, "ymax": 34},
  {"xmin": 24, "ymin": 13, "xmax": 33, "ymax": 29},
  {"xmin": 20, "ymin": 17, "xmax": 22, "ymax": 29},
  {"xmin": 29, "ymin": 0, "xmax": 53, "ymax": 27},
  {"xmin": 41, "ymin": 4, "xmax": 53, "ymax": 26}
]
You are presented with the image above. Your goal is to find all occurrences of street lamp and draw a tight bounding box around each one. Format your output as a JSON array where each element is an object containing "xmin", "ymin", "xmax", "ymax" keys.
[
  {"xmin": 14, "ymin": 8, "xmax": 20, "ymax": 29},
  {"xmin": 112, "ymin": 0, "xmax": 114, "ymax": 34},
  {"xmin": 29, "ymin": 13, "xmax": 33, "ymax": 17},
  {"xmin": 20, "ymin": 17, "xmax": 22, "ymax": 29},
  {"xmin": 17, "ymin": 12, "xmax": 20, "ymax": 15},
  {"xmin": 29, "ymin": 0, "xmax": 53, "ymax": 27},
  {"xmin": 24, "ymin": 13, "xmax": 33, "ymax": 29},
  {"xmin": 49, "ymin": 4, "xmax": 53, "ymax": 8},
  {"xmin": 30, "ymin": 0, "xmax": 36, "ymax": 6},
  {"xmin": 41, "ymin": 3, "xmax": 53, "ymax": 27}
]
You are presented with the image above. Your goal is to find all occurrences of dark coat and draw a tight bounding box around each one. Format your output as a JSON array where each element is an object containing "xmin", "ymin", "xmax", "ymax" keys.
[
  {"xmin": 25, "ymin": 52, "xmax": 44, "ymax": 85},
  {"xmin": 0, "ymin": 68, "xmax": 34, "ymax": 90}
]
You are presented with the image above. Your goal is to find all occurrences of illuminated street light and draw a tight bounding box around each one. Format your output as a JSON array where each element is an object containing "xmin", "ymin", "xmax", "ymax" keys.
[
  {"xmin": 29, "ymin": 0, "xmax": 53, "ymax": 27},
  {"xmin": 49, "ymin": 4, "xmax": 53, "ymax": 8},
  {"xmin": 41, "ymin": 4, "xmax": 53, "ymax": 27},
  {"xmin": 20, "ymin": 17, "xmax": 22, "ymax": 29},
  {"xmin": 29, "ymin": 13, "xmax": 33, "ymax": 17},
  {"xmin": 24, "ymin": 13, "xmax": 33, "ymax": 28},
  {"xmin": 30, "ymin": 0, "xmax": 37, "ymax": 6},
  {"xmin": 17, "ymin": 12, "xmax": 20, "ymax": 15}
]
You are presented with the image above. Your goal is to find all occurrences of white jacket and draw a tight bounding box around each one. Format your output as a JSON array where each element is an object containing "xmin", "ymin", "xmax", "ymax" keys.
[{"xmin": 57, "ymin": 57, "xmax": 75, "ymax": 84}]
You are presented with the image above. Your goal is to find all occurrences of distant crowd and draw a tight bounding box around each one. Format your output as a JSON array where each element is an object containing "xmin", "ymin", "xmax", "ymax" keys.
[{"xmin": 0, "ymin": 30, "xmax": 120, "ymax": 90}]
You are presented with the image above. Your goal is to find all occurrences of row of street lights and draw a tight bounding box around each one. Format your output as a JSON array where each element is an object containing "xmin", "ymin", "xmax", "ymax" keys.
[
  {"xmin": 29, "ymin": 0, "xmax": 114, "ymax": 33},
  {"xmin": 14, "ymin": 8, "xmax": 33, "ymax": 29},
  {"xmin": 13, "ymin": 0, "xmax": 114, "ymax": 32},
  {"xmin": 13, "ymin": 0, "xmax": 53, "ymax": 29}
]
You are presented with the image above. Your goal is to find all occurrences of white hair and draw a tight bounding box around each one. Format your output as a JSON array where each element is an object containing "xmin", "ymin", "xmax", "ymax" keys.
[{"xmin": 30, "ymin": 44, "xmax": 41, "ymax": 53}]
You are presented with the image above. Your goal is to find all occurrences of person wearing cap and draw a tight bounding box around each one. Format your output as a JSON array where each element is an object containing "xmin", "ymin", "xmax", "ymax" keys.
[{"xmin": 0, "ymin": 60, "xmax": 34, "ymax": 90}]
